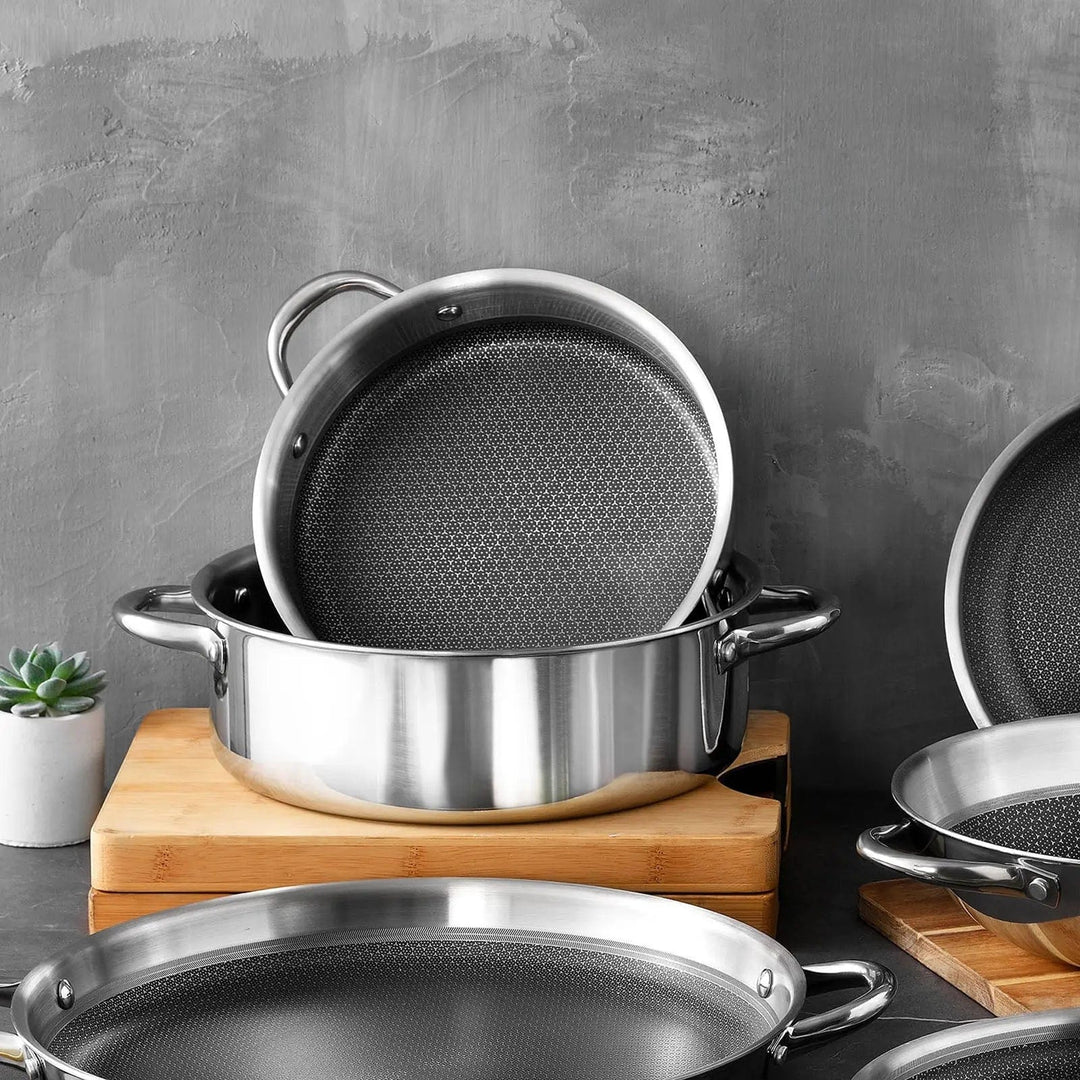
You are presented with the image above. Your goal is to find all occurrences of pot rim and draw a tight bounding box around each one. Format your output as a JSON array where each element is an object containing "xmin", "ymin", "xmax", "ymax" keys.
[
  {"xmin": 850, "ymin": 1006, "xmax": 1080, "ymax": 1080},
  {"xmin": 252, "ymin": 266, "xmax": 735, "ymax": 647},
  {"xmin": 890, "ymin": 714, "xmax": 1080, "ymax": 868},
  {"xmin": 10, "ymin": 878, "xmax": 809, "ymax": 1080},
  {"xmin": 191, "ymin": 546, "xmax": 764, "ymax": 659}
]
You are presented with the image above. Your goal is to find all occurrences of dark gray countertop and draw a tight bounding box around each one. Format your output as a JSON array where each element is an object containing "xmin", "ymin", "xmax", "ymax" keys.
[{"xmin": 0, "ymin": 791, "xmax": 990, "ymax": 1079}]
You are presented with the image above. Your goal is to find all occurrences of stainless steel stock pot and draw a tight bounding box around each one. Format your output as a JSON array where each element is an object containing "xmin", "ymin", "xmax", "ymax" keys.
[
  {"xmin": 0, "ymin": 879, "xmax": 894, "ymax": 1080},
  {"xmin": 114, "ymin": 548, "xmax": 838, "ymax": 823}
]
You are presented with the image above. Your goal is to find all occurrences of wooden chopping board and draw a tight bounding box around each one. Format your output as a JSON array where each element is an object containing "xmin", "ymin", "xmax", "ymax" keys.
[{"xmin": 89, "ymin": 709, "xmax": 789, "ymax": 933}]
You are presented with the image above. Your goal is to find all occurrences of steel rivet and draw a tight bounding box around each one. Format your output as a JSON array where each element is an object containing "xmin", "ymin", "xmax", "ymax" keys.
[
  {"xmin": 436, "ymin": 304, "xmax": 463, "ymax": 321},
  {"xmin": 292, "ymin": 433, "xmax": 307, "ymax": 458},
  {"xmin": 757, "ymin": 968, "xmax": 773, "ymax": 998},
  {"xmin": 233, "ymin": 586, "xmax": 249, "ymax": 608},
  {"xmin": 1027, "ymin": 877, "xmax": 1051, "ymax": 903},
  {"xmin": 56, "ymin": 980, "xmax": 74, "ymax": 1010}
]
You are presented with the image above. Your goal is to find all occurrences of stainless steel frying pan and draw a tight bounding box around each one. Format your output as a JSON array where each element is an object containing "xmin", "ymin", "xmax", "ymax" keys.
[
  {"xmin": 852, "ymin": 1007, "xmax": 1080, "ymax": 1080},
  {"xmin": 0, "ymin": 879, "xmax": 893, "ymax": 1080},
  {"xmin": 254, "ymin": 269, "xmax": 734, "ymax": 650},
  {"xmin": 945, "ymin": 395, "xmax": 1080, "ymax": 726}
]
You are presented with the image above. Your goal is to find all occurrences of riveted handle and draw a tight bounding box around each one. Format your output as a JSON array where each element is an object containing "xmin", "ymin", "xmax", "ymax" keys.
[
  {"xmin": 112, "ymin": 586, "xmax": 226, "ymax": 677},
  {"xmin": 267, "ymin": 271, "xmax": 403, "ymax": 397},
  {"xmin": 715, "ymin": 584, "xmax": 840, "ymax": 673},
  {"xmin": 770, "ymin": 959, "xmax": 895, "ymax": 1063},
  {"xmin": 857, "ymin": 822, "xmax": 1060, "ymax": 906}
]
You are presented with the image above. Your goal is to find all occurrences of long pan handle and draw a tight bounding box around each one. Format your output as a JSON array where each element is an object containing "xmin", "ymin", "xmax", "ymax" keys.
[
  {"xmin": 266, "ymin": 271, "xmax": 403, "ymax": 397},
  {"xmin": 715, "ymin": 583, "xmax": 840, "ymax": 673},
  {"xmin": 857, "ymin": 821, "xmax": 1060, "ymax": 906}
]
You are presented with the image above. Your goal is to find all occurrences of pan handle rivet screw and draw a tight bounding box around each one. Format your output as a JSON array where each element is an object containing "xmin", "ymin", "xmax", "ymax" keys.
[
  {"xmin": 56, "ymin": 980, "xmax": 74, "ymax": 1010},
  {"xmin": 436, "ymin": 304, "xmax": 463, "ymax": 321},
  {"xmin": 234, "ymin": 586, "xmax": 249, "ymax": 608},
  {"xmin": 1027, "ymin": 877, "xmax": 1051, "ymax": 902},
  {"xmin": 292, "ymin": 433, "xmax": 307, "ymax": 458},
  {"xmin": 757, "ymin": 968, "xmax": 773, "ymax": 998}
]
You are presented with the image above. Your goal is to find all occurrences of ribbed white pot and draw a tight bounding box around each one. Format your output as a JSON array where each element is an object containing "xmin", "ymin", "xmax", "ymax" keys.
[{"xmin": 0, "ymin": 702, "xmax": 105, "ymax": 847}]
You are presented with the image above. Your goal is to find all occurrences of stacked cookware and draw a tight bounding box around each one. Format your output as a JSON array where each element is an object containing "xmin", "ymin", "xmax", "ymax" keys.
[
  {"xmin": 0, "ymin": 268, "xmax": 906, "ymax": 1080},
  {"xmin": 854, "ymin": 398, "xmax": 1080, "ymax": 1072},
  {"xmin": 114, "ymin": 268, "xmax": 842, "ymax": 823}
]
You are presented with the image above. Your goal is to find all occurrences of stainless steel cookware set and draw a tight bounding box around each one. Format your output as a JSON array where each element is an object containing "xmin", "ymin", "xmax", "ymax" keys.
[
  {"xmin": 115, "ymin": 268, "xmax": 841, "ymax": 821},
  {"xmin": 92, "ymin": 268, "xmax": 900, "ymax": 1078},
  {"xmin": 860, "ymin": 397, "xmax": 1080, "ymax": 967}
]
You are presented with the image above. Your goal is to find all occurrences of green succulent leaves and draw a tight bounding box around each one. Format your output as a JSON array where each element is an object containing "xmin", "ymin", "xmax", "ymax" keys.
[{"xmin": 0, "ymin": 643, "xmax": 105, "ymax": 718}]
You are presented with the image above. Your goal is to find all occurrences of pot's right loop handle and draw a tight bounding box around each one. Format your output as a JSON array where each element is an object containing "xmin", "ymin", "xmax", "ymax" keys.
[
  {"xmin": 770, "ymin": 959, "xmax": 895, "ymax": 1062},
  {"xmin": 857, "ymin": 822, "xmax": 1060, "ymax": 906},
  {"xmin": 715, "ymin": 584, "xmax": 840, "ymax": 673},
  {"xmin": 112, "ymin": 587, "xmax": 226, "ymax": 676},
  {"xmin": 267, "ymin": 271, "xmax": 403, "ymax": 397}
]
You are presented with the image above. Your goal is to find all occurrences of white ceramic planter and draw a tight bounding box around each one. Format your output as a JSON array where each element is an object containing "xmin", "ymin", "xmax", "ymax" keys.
[{"xmin": 0, "ymin": 702, "xmax": 105, "ymax": 847}]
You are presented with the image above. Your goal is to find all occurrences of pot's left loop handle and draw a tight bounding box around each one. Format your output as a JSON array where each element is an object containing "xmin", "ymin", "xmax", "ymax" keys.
[
  {"xmin": 715, "ymin": 584, "xmax": 840, "ymax": 673},
  {"xmin": 113, "ymin": 587, "xmax": 226, "ymax": 676},
  {"xmin": 267, "ymin": 271, "xmax": 403, "ymax": 397},
  {"xmin": 770, "ymin": 960, "xmax": 895, "ymax": 1063}
]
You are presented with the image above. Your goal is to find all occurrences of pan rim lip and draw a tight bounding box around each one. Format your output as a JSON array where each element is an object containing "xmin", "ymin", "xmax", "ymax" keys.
[
  {"xmin": 889, "ymin": 713, "xmax": 1080, "ymax": 867},
  {"xmin": 849, "ymin": 1006, "xmax": 1080, "ymax": 1080},
  {"xmin": 193, "ymin": 545, "xmax": 763, "ymax": 658},
  {"xmin": 11, "ymin": 878, "xmax": 805, "ymax": 1080},
  {"xmin": 944, "ymin": 393, "xmax": 1080, "ymax": 729},
  {"xmin": 252, "ymin": 266, "xmax": 734, "ymax": 648}
]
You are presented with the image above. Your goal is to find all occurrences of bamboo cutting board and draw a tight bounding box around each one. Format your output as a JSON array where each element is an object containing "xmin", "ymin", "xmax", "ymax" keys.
[
  {"xmin": 859, "ymin": 879, "xmax": 1080, "ymax": 1014},
  {"xmin": 89, "ymin": 709, "xmax": 788, "ymax": 933}
]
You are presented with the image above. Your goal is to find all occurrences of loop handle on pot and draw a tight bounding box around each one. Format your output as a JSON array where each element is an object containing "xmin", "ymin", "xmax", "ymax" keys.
[
  {"xmin": 770, "ymin": 959, "xmax": 896, "ymax": 1063},
  {"xmin": 857, "ymin": 822, "xmax": 1061, "ymax": 906},
  {"xmin": 715, "ymin": 583, "xmax": 840, "ymax": 673},
  {"xmin": 112, "ymin": 586, "xmax": 226, "ymax": 677},
  {"xmin": 267, "ymin": 271, "xmax": 403, "ymax": 397}
]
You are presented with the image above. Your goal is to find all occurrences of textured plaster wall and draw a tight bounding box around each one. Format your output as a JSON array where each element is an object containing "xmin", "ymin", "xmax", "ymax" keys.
[{"xmin": 1, "ymin": 1, "xmax": 1078, "ymax": 790}]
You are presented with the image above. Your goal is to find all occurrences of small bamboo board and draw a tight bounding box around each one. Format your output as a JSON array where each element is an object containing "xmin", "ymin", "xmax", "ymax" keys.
[
  {"xmin": 859, "ymin": 879, "xmax": 1080, "ymax": 1015},
  {"xmin": 90, "ymin": 708, "xmax": 790, "ymax": 934}
]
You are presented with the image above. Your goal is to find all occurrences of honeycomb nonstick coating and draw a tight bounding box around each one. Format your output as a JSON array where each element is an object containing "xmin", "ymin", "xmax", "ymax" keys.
[
  {"xmin": 959, "ymin": 410, "xmax": 1080, "ymax": 723},
  {"xmin": 48, "ymin": 936, "xmax": 767, "ymax": 1080},
  {"xmin": 952, "ymin": 793, "xmax": 1080, "ymax": 860},
  {"xmin": 290, "ymin": 318, "xmax": 720, "ymax": 649},
  {"xmin": 910, "ymin": 1037, "xmax": 1080, "ymax": 1080}
]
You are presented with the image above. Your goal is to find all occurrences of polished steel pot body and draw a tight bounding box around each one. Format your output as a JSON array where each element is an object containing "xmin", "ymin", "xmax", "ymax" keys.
[
  {"xmin": 114, "ymin": 548, "xmax": 838, "ymax": 823},
  {"xmin": 857, "ymin": 715, "xmax": 1080, "ymax": 964},
  {"xmin": 0, "ymin": 879, "xmax": 894, "ymax": 1080}
]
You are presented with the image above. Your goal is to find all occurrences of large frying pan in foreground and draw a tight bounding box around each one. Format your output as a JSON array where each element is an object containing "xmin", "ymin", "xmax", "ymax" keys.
[
  {"xmin": 945, "ymin": 395, "xmax": 1080, "ymax": 726},
  {"xmin": 0, "ymin": 879, "xmax": 893, "ymax": 1080},
  {"xmin": 254, "ymin": 269, "xmax": 734, "ymax": 651}
]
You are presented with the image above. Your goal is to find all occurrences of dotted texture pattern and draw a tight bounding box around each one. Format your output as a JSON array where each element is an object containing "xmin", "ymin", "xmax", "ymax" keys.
[
  {"xmin": 290, "ymin": 319, "xmax": 720, "ymax": 649},
  {"xmin": 952, "ymin": 793, "xmax": 1080, "ymax": 860},
  {"xmin": 910, "ymin": 1037, "xmax": 1080, "ymax": 1080},
  {"xmin": 48, "ymin": 937, "xmax": 765, "ymax": 1080},
  {"xmin": 959, "ymin": 412, "xmax": 1080, "ymax": 723}
]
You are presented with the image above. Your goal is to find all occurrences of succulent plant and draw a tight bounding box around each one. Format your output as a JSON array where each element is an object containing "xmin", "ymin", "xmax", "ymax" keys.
[{"xmin": 0, "ymin": 643, "xmax": 106, "ymax": 717}]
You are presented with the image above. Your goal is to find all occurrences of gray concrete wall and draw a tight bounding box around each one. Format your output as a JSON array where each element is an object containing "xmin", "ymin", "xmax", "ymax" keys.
[{"xmin": 1, "ymin": 1, "xmax": 1077, "ymax": 791}]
